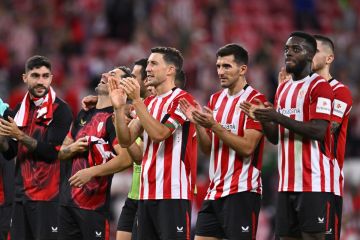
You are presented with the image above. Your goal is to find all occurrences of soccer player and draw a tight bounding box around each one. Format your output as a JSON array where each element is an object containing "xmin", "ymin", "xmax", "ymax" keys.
[
  {"xmin": 110, "ymin": 47, "xmax": 197, "ymax": 240},
  {"xmin": 180, "ymin": 43, "xmax": 266, "ymax": 240},
  {"xmin": 241, "ymin": 32, "xmax": 334, "ymax": 240},
  {"xmin": 0, "ymin": 55, "xmax": 73, "ymax": 240},
  {"xmin": 57, "ymin": 66, "xmax": 139, "ymax": 240},
  {"xmin": 312, "ymin": 34, "xmax": 353, "ymax": 240},
  {"xmin": 69, "ymin": 59, "xmax": 148, "ymax": 240}
]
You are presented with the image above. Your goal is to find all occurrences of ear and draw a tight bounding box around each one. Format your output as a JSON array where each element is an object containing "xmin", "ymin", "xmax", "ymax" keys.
[
  {"xmin": 166, "ymin": 64, "xmax": 176, "ymax": 76},
  {"xmin": 326, "ymin": 54, "xmax": 334, "ymax": 65},
  {"xmin": 22, "ymin": 73, "xmax": 27, "ymax": 83},
  {"xmin": 239, "ymin": 65, "xmax": 248, "ymax": 75}
]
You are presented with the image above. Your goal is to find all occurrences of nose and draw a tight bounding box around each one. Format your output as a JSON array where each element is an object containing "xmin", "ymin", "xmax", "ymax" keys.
[{"xmin": 217, "ymin": 67, "xmax": 225, "ymax": 76}]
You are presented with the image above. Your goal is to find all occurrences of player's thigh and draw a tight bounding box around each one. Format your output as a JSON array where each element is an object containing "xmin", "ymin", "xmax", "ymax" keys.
[
  {"xmin": 136, "ymin": 200, "xmax": 158, "ymax": 240},
  {"xmin": 195, "ymin": 200, "xmax": 225, "ymax": 239},
  {"xmin": 25, "ymin": 201, "xmax": 59, "ymax": 240},
  {"xmin": 298, "ymin": 192, "xmax": 333, "ymax": 234},
  {"xmin": 156, "ymin": 199, "xmax": 191, "ymax": 240},
  {"xmin": 222, "ymin": 192, "xmax": 261, "ymax": 240},
  {"xmin": 76, "ymin": 208, "xmax": 110, "ymax": 240},
  {"xmin": 275, "ymin": 192, "xmax": 302, "ymax": 239},
  {"xmin": 58, "ymin": 205, "xmax": 82, "ymax": 240},
  {"xmin": 117, "ymin": 198, "xmax": 138, "ymax": 233}
]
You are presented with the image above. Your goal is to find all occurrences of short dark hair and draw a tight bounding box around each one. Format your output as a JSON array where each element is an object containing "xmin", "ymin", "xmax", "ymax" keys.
[
  {"xmin": 134, "ymin": 58, "xmax": 148, "ymax": 81},
  {"xmin": 175, "ymin": 70, "xmax": 186, "ymax": 89},
  {"xmin": 216, "ymin": 43, "xmax": 248, "ymax": 65},
  {"xmin": 25, "ymin": 55, "xmax": 51, "ymax": 72},
  {"xmin": 289, "ymin": 31, "xmax": 317, "ymax": 55},
  {"xmin": 150, "ymin": 47, "xmax": 183, "ymax": 71},
  {"xmin": 116, "ymin": 66, "xmax": 133, "ymax": 78},
  {"xmin": 313, "ymin": 34, "xmax": 335, "ymax": 53}
]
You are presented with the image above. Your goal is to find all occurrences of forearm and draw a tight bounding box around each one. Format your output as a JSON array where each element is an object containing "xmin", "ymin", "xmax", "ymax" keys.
[
  {"xmin": 114, "ymin": 106, "xmax": 133, "ymax": 147},
  {"xmin": 127, "ymin": 142, "xmax": 143, "ymax": 165},
  {"xmin": 276, "ymin": 115, "xmax": 327, "ymax": 141},
  {"xmin": 58, "ymin": 144, "xmax": 77, "ymax": 161},
  {"xmin": 132, "ymin": 99, "xmax": 169, "ymax": 142},
  {"xmin": 91, "ymin": 155, "xmax": 132, "ymax": 176},
  {"xmin": 196, "ymin": 125, "xmax": 212, "ymax": 155},
  {"xmin": 17, "ymin": 132, "xmax": 37, "ymax": 152},
  {"xmin": 211, "ymin": 124, "xmax": 258, "ymax": 157},
  {"xmin": 261, "ymin": 121, "xmax": 279, "ymax": 144}
]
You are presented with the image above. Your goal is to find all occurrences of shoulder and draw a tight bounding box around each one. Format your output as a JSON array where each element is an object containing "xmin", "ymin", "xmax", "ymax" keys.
[{"xmin": 54, "ymin": 97, "xmax": 72, "ymax": 113}]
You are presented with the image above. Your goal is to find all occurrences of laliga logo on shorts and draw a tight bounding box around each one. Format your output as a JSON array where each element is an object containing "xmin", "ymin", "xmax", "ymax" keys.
[
  {"xmin": 318, "ymin": 217, "xmax": 324, "ymax": 224},
  {"xmin": 51, "ymin": 226, "xmax": 58, "ymax": 233},
  {"xmin": 95, "ymin": 231, "xmax": 102, "ymax": 237},
  {"xmin": 177, "ymin": 226, "xmax": 183, "ymax": 233},
  {"xmin": 241, "ymin": 226, "xmax": 249, "ymax": 232}
]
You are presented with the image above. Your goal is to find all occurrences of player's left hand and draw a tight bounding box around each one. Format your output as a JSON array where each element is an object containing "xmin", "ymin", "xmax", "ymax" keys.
[
  {"xmin": 0, "ymin": 117, "xmax": 24, "ymax": 140},
  {"xmin": 120, "ymin": 77, "xmax": 141, "ymax": 101},
  {"xmin": 253, "ymin": 103, "xmax": 278, "ymax": 122},
  {"xmin": 69, "ymin": 168, "xmax": 94, "ymax": 188}
]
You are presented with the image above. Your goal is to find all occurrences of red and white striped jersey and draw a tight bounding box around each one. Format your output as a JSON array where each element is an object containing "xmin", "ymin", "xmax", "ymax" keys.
[
  {"xmin": 275, "ymin": 73, "xmax": 334, "ymax": 192},
  {"xmin": 140, "ymin": 88, "xmax": 197, "ymax": 200},
  {"xmin": 205, "ymin": 85, "xmax": 266, "ymax": 200},
  {"xmin": 329, "ymin": 79, "xmax": 352, "ymax": 196}
]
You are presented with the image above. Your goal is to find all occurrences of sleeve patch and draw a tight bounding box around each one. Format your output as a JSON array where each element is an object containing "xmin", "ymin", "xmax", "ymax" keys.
[
  {"xmin": 316, "ymin": 97, "xmax": 331, "ymax": 115},
  {"xmin": 332, "ymin": 99, "xmax": 347, "ymax": 118}
]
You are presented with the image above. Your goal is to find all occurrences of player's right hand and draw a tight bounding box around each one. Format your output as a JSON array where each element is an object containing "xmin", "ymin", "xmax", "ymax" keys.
[{"xmin": 81, "ymin": 95, "xmax": 98, "ymax": 111}]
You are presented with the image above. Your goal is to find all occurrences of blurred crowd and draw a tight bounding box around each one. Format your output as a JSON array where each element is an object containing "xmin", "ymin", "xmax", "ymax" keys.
[{"xmin": 0, "ymin": 0, "xmax": 360, "ymax": 239}]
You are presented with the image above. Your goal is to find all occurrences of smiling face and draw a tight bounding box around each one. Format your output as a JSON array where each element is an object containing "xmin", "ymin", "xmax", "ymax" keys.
[
  {"xmin": 216, "ymin": 55, "xmax": 246, "ymax": 89},
  {"xmin": 96, "ymin": 68, "xmax": 125, "ymax": 95},
  {"xmin": 23, "ymin": 66, "xmax": 52, "ymax": 98}
]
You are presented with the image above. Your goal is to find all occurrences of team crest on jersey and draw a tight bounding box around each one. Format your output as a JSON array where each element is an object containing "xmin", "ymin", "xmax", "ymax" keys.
[
  {"xmin": 79, "ymin": 118, "xmax": 87, "ymax": 126},
  {"xmin": 298, "ymin": 89, "xmax": 306, "ymax": 98},
  {"xmin": 97, "ymin": 122, "xmax": 104, "ymax": 132}
]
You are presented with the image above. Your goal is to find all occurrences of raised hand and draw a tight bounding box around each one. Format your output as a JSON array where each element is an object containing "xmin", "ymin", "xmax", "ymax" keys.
[
  {"xmin": 240, "ymin": 98, "xmax": 266, "ymax": 120},
  {"xmin": 179, "ymin": 98, "xmax": 201, "ymax": 123},
  {"xmin": 108, "ymin": 76, "xmax": 127, "ymax": 109},
  {"xmin": 278, "ymin": 67, "xmax": 291, "ymax": 85},
  {"xmin": 120, "ymin": 77, "xmax": 141, "ymax": 101},
  {"xmin": 192, "ymin": 106, "xmax": 216, "ymax": 128},
  {"xmin": 69, "ymin": 168, "xmax": 94, "ymax": 188},
  {"xmin": 81, "ymin": 95, "xmax": 98, "ymax": 111}
]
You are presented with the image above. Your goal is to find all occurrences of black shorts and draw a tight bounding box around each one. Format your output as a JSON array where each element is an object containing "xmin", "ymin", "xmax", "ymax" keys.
[
  {"xmin": 11, "ymin": 201, "xmax": 59, "ymax": 240},
  {"xmin": 117, "ymin": 197, "xmax": 138, "ymax": 232},
  {"xmin": 0, "ymin": 205, "xmax": 12, "ymax": 240},
  {"xmin": 325, "ymin": 195, "xmax": 342, "ymax": 240},
  {"xmin": 276, "ymin": 192, "xmax": 333, "ymax": 238},
  {"xmin": 195, "ymin": 192, "xmax": 261, "ymax": 240},
  {"xmin": 137, "ymin": 199, "xmax": 191, "ymax": 240},
  {"xmin": 58, "ymin": 205, "xmax": 110, "ymax": 240}
]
